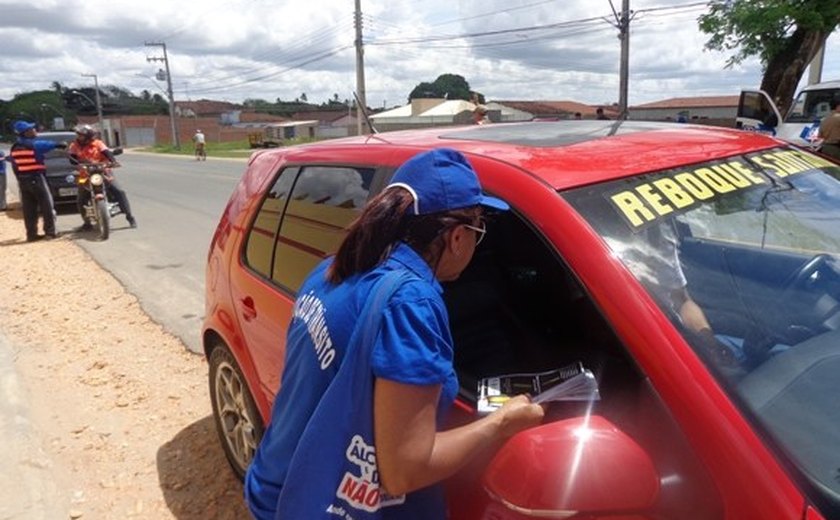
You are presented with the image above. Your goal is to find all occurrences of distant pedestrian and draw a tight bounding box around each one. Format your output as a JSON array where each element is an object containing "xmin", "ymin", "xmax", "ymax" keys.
[
  {"xmin": 596, "ymin": 107, "xmax": 610, "ymax": 120},
  {"xmin": 0, "ymin": 150, "xmax": 7, "ymax": 211},
  {"xmin": 8, "ymin": 120, "xmax": 65, "ymax": 241},
  {"xmin": 472, "ymin": 105, "xmax": 491, "ymax": 125},
  {"xmin": 574, "ymin": 112, "xmax": 582, "ymax": 120},
  {"xmin": 818, "ymin": 99, "xmax": 840, "ymax": 160},
  {"xmin": 193, "ymin": 129, "xmax": 206, "ymax": 160}
]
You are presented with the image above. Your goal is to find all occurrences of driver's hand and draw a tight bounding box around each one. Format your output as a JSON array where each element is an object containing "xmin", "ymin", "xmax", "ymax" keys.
[{"xmin": 698, "ymin": 328, "xmax": 738, "ymax": 367}]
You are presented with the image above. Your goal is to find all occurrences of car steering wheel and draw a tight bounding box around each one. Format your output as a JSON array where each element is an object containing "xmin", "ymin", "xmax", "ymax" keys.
[
  {"xmin": 782, "ymin": 254, "xmax": 830, "ymax": 295},
  {"xmin": 744, "ymin": 253, "xmax": 831, "ymax": 367}
]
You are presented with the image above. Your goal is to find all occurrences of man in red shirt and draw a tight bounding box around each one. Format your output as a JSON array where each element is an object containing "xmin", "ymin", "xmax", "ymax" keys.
[{"xmin": 68, "ymin": 125, "xmax": 136, "ymax": 230}]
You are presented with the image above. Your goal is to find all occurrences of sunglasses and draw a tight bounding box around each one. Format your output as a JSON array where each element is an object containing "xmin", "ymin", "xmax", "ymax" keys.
[{"xmin": 462, "ymin": 219, "xmax": 487, "ymax": 246}]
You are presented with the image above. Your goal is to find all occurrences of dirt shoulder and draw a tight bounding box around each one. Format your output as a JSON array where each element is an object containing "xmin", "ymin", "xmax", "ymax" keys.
[{"xmin": 0, "ymin": 207, "xmax": 247, "ymax": 519}]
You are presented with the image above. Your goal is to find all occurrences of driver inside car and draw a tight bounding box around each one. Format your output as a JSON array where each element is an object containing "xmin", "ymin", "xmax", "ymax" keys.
[{"xmin": 606, "ymin": 219, "xmax": 744, "ymax": 376}]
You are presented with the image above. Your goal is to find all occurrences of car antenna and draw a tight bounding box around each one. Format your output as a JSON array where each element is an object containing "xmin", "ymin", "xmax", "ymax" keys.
[{"xmin": 353, "ymin": 91, "xmax": 378, "ymax": 134}]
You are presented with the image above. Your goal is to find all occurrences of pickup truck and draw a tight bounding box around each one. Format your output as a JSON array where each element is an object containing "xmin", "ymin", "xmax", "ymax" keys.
[{"xmin": 736, "ymin": 79, "xmax": 840, "ymax": 148}]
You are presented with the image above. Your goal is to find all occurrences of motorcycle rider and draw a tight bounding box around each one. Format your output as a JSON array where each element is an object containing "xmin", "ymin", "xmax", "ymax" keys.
[{"xmin": 68, "ymin": 124, "xmax": 137, "ymax": 229}]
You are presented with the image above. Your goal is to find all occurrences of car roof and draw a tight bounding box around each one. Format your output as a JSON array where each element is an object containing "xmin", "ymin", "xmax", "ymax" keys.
[
  {"xmin": 297, "ymin": 121, "xmax": 783, "ymax": 190},
  {"xmin": 801, "ymin": 79, "xmax": 840, "ymax": 91},
  {"xmin": 38, "ymin": 131, "xmax": 76, "ymax": 140}
]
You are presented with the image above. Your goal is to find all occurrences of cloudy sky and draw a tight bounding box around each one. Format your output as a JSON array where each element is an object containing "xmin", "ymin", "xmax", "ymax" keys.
[{"xmin": 2, "ymin": 0, "xmax": 838, "ymax": 109}]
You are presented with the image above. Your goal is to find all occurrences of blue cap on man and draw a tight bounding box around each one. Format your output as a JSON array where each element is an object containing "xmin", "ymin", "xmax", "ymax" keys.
[
  {"xmin": 385, "ymin": 148, "xmax": 509, "ymax": 215},
  {"xmin": 13, "ymin": 120, "xmax": 37, "ymax": 135}
]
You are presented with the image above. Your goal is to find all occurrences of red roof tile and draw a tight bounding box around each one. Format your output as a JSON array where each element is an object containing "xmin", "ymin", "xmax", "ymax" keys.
[{"xmin": 632, "ymin": 95, "xmax": 740, "ymax": 109}]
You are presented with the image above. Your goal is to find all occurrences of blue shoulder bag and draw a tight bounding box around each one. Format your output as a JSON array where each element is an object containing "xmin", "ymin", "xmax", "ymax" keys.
[{"xmin": 274, "ymin": 270, "xmax": 413, "ymax": 519}]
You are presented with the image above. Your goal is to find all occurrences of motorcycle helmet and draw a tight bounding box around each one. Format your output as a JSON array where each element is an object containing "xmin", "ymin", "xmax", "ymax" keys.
[{"xmin": 74, "ymin": 124, "xmax": 96, "ymax": 140}]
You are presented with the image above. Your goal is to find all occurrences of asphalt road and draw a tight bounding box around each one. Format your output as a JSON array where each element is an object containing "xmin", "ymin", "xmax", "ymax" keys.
[{"xmin": 52, "ymin": 150, "xmax": 249, "ymax": 354}]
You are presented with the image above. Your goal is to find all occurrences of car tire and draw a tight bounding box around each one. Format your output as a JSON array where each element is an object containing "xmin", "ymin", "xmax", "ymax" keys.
[{"xmin": 208, "ymin": 343, "xmax": 265, "ymax": 481}]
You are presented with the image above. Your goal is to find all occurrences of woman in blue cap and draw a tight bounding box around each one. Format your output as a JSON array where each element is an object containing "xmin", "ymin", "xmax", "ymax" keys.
[{"xmin": 245, "ymin": 148, "xmax": 545, "ymax": 519}]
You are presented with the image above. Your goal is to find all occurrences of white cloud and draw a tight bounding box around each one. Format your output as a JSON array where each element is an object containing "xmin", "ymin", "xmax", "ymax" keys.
[{"xmin": 0, "ymin": 0, "xmax": 837, "ymax": 109}]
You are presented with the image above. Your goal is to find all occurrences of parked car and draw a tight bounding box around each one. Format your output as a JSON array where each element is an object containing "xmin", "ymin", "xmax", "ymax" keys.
[
  {"xmin": 38, "ymin": 131, "xmax": 78, "ymax": 211},
  {"xmin": 203, "ymin": 121, "xmax": 840, "ymax": 519}
]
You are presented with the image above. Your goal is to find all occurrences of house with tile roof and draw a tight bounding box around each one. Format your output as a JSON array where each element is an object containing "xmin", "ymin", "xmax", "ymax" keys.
[
  {"xmin": 369, "ymin": 97, "xmax": 623, "ymax": 131},
  {"xmin": 629, "ymin": 95, "xmax": 740, "ymax": 124},
  {"xmin": 493, "ymin": 101, "xmax": 618, "ymax": 120}
]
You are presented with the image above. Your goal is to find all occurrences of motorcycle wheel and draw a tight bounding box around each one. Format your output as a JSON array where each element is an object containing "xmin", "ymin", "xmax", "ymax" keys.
[{"xmin": 95, "ymin": 199, "xmax": 111, "ymax": 241}]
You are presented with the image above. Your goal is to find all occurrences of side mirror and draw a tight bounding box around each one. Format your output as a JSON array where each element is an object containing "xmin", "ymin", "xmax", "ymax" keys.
[{"xmin": 483, "ymin": 415, "xmax": 659, "ymax": 516}]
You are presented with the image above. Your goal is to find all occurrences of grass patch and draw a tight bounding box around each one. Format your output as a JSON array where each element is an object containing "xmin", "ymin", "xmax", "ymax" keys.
[
  {"xmin": 141, "ymin": 136, "xmax": 324, "ymax": 158},
  {"xmin": 145, "ymin": 140, "xmax": 253, "ymax": 159}
]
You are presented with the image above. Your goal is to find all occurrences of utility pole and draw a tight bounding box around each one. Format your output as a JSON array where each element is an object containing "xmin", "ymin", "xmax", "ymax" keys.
[
  {"xmin": 145, "ymin": 41, "xmax": 180, "ymax": 149},
  {"xmin": 808, "ymin": 43, "xmax": 825, "ymax": 86},
  {"xmin": 81, "ymin": 73, "xmax": 106, "ymax": 144},
  {"xmin": 615, "ymin": 0, "xmax": 631, "ymax": 120},
  {"xmin": 354, "ymin": 0, "xmax": 368, "ymax": 135}
]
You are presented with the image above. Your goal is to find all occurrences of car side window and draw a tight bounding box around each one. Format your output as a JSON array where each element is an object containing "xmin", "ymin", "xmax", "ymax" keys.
[
  {"xmin": 244, "ymin": 167, "xmax": 298, "ymax": 278},
  {"xmin": 244, "ymin": 165, "xmax": 376, "ymax": 292}
]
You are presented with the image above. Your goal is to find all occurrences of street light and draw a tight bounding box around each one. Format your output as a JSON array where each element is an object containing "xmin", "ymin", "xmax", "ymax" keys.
[
  {"xmin": 81, "ymin": 73, "xmax": 106, "ymax": 144},
  {"xmin": 39, "ymin": 103, "xmax": 66, "ymax": 130}
]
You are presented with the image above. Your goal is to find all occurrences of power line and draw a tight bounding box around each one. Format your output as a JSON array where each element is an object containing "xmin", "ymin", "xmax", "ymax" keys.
[
  {"xmin": 170, "ymin": 25, "xmax": 354, "ymax": 98},
  {"xmin": 149, "ymin": 0, "xmax": 711, "ymax": 101},
  {"xmin": 188, "ymin": 45, "xmax": 354, "ymax": 95},
  {"xmin": 183, "ymin": 22, "xmax": 352, "ymax": 90},
  {"xmin": 368, "ymin": 15, "xmax": 607, "ymax": 46}
]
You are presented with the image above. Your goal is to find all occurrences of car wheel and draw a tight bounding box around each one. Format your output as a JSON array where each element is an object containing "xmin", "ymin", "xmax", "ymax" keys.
[{"xmin": 208, "ymin": 343, "xmax": 264, "ymax": 481}]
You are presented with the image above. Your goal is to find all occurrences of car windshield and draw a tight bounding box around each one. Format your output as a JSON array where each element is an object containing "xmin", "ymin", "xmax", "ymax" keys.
[
  {"xmin": 785, "ymin": 88, "xmax": 840, "ymax": 123},
  {"xmin": 563, "ymin": 146, "xmax": 840, "ymax": 504}
]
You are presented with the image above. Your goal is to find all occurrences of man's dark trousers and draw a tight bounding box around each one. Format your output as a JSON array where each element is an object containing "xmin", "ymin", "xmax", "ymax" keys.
[{"xmin": 18, "ymin": 174, "xmax": 55, "ymax": 240}]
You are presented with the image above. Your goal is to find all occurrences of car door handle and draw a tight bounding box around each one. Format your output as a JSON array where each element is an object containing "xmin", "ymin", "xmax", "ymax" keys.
[{"xmin": 240, "ymin": 296, "xmax": 257, "ymax": 321}]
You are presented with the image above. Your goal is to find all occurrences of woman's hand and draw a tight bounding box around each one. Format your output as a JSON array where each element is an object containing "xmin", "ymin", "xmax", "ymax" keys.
[
  {"xmin": 374, "ymin": 381, "xmax": 545, "ymax": 496},
  {"xmin": 492, "ymin": 394, "xmax": 546, "ymax": 438}
]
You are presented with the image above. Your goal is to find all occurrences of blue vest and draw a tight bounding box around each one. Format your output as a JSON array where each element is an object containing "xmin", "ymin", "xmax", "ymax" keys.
[{"xmin": 246, "ymin": 244, "xmax": 458, "ymax": 520}]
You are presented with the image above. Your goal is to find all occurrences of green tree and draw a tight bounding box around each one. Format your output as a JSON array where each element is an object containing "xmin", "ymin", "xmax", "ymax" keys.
[
  {"xmin": 699, "ymin": 0, "xmax": 840, "ymax": 115},
  {"xmin": 2, "ymin": 90, "xmax": 72, "ymax": 131},
  {"xmin": 244, "ymin": 98, "xmax": 271, "ymax": 108},
  {"xmin": 408, "ymin": 74, "xmax": 478, "ymax": 102}
]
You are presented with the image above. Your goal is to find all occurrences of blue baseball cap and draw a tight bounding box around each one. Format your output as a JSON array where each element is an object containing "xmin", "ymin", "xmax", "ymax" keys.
[
  {"xmin": 13, "ymin": 120, "xmax": 36, "ymax": 135},
  {"xmin": 387, "ymin": 148, "xmax": 508, "ymax": 215}
]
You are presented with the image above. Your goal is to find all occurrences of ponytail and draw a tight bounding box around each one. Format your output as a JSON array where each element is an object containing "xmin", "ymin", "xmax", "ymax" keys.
[
  {"xmin": 327, "ymin": 188, "xmax": 413, "ymax": 283},
  {"xmin": 326, "ymin": 187, "xmax": 482, "ymax": 284}
]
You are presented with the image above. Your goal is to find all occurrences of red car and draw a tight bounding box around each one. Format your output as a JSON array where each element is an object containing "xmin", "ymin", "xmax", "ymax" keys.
[{"xmin": 203, "ymin": 121, "xmax": 840, "ymax": 519}]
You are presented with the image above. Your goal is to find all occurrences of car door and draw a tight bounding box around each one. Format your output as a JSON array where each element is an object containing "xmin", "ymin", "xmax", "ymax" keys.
[
  {"xmin": 736, "ymin": 90, "xmax": 783, "ymax": 137},
  {"xmin": 230, "ymin": 161, "xmax": 381, "ymax": 405},
  {"xmin": 439, "ymin": 202, "xmax": 727, "ymax": 519}
]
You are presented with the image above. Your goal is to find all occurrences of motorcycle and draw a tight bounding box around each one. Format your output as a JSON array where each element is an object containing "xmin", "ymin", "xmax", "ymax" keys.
[{"xmin": 76, "ymin": 147, "xmax": 124, "ymax": 241}]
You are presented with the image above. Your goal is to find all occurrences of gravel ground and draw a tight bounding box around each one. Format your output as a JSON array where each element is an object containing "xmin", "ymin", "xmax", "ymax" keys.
[{"xmin": 0, "ymin": 204, "xmax": 248, "ymax": 520}]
